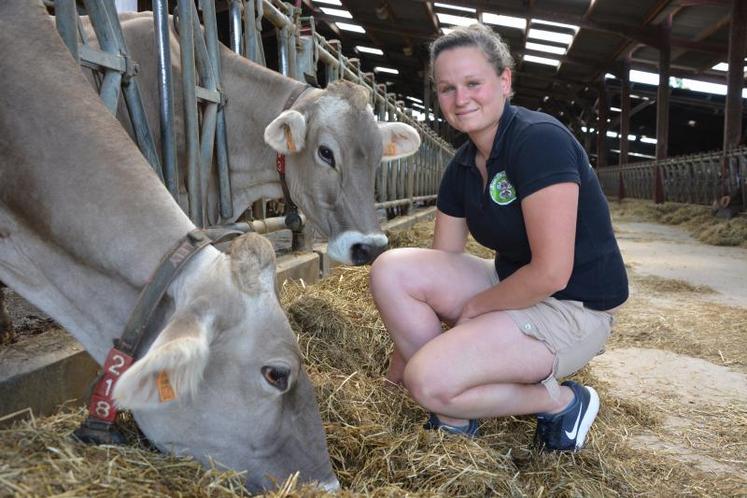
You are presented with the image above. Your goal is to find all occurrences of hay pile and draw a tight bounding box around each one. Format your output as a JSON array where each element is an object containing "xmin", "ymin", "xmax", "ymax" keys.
[
  {"xmin": 608, "ymin": 198, "xmax": 747, "ymax": 247},
  {"xmin": 2, "ymin": 215, "xmax": 746, "ymax": 496}
]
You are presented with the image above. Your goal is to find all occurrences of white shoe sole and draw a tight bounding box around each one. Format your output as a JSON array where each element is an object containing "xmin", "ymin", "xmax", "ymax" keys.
[{"xmin": 574, "ymin": 385, "xmax": 599, "ymax": 451}]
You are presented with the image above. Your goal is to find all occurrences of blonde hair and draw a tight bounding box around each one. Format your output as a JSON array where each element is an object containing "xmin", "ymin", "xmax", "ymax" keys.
[{"xmin": 430, "ymin": 23, "xmax": 514, "ymax": 81}]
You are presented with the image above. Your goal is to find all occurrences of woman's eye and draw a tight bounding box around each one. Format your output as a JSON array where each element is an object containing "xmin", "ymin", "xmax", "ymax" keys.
[{"xmin": 317, "ymin": 145, "xmax": 335, "ymax": 168}]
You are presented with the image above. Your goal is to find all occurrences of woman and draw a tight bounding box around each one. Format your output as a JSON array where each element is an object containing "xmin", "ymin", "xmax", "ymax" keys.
[{"xmin": 369, "ymin": 23, "xmax": 628, "ymax": 451}]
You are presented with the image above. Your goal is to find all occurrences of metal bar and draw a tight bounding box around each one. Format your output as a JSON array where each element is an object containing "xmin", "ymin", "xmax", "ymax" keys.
[
  {"xmin": 122, "ymin": 81, "xmax": 165, "ymax": 181},
  {"xmin": 654, "ymin": 15, "xmax": 671, "ymax": 203},
  {"xmin": 200, "ymin": 0, "xmax": 234, "ymax": 220},
  {"xmin": 229, "ymin": 0, "xmax": 243, "ymax": 55},
  {"xmin": 178, "ymin": 0, "xmax": 203, "ymax": 226},
  {"xmin": 277, "ymin": 26, "xmax": 290, "ymax": 76},
  {"xmin": 55, "ymin": 0, "xmax": 79, "ymax": 63},
  {"xmin": 153, "ymin": 0, "xmax": 178, "ymax": 198},
  {"xmin": 78, "ymin": 45, "xmax": 126, "ymax": 72},
  {"xmin": 191, "ymin": 1, "xmax": 218, "ymax": 224},
  {"xmin": 375, "ymin": 196, "xmax": 437, "ymax": 210}
]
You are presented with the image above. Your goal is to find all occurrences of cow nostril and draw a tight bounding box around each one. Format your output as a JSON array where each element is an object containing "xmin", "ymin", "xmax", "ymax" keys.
[
  {"xmin": 350, "ymin": 243, "xmax": 371, "ymax": 265},
  {"xmin": 351, "ymin": 243, "xmax": 386, "ymax": 265}
]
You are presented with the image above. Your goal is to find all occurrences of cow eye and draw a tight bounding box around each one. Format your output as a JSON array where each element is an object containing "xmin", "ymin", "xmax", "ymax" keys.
[
  {"xmin": 261, "ymin": 365, "xmax": 290, "ymax": 391},
  {"xmin": 317, "ymin": 145, "xmax": 335, "ymax": 168}
]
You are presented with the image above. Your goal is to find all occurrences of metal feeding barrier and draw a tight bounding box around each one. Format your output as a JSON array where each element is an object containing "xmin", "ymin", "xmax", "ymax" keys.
[
  {"xmin": 52, "ymin": 0, "xmax": 454, "ymax": 249},
  {"xmin": 597, "ymin": 147, "xmax": 746, "ymax": 210}
]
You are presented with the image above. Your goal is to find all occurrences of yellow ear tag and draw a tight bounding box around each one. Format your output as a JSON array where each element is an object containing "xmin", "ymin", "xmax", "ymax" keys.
[
  {"xmin": 157, "ymin": 371, "xmax": 176, "ymax": 402},
  {"xmin": 385, "ymin": 142, "xmax": 397, "ymax": 156},
  {"xmin": 284, "ymin": 127, "xmax": 297, "ymax": 153}
]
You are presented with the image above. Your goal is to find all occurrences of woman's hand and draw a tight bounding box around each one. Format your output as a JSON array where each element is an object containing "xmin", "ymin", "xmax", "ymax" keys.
[{"xmin": 456, "ymin": 298, "xmax": 481, "ymax": 325}]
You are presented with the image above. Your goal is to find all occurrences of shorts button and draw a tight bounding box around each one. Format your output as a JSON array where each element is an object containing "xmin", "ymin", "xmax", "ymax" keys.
[{"xmin": 523, "ymin": 323, "xmax": 532, "ymax": 331}]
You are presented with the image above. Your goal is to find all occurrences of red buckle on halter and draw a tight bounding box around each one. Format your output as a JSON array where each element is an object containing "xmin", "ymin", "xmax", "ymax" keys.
[
  {"xmin": 87, "ymin": 347, "xmax": 134, "ymax": 423},
  {"xmin": 276, "ymin": 153, "xmax": 286, "ymax": 175}
]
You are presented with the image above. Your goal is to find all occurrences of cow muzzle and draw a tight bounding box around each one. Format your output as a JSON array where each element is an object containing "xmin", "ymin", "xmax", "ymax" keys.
[
  {"xmin": 351, "ymin": 241, "xmax": 386, "ymax": 265},
  {"xmin": 327, "ymin": 231, "xmax": 388, "ymax": 265}
]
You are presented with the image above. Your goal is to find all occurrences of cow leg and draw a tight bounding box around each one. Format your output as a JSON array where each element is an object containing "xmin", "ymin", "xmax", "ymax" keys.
[{"xmin": 0, "ymin": 282, "xmax": 12, "ymax": 344}]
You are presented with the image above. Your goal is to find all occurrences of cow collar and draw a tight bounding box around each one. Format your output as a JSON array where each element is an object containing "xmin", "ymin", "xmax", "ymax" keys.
[
  {"xmin": 74, "ymin": 228, "xmax": 242, "ymax": 445},
  {"xmin": 276, "ymin": 84, "xmax": 312, "ymax": 232}
]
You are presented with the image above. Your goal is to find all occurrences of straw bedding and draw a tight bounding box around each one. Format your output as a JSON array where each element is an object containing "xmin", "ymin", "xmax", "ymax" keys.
[
  {"xmin": 608, "ymin": 198, "xmax": 747, "ymax": 247},
  {"xmin": 2, "ymin": 208, "xmax": 746, "ymax": 497}
]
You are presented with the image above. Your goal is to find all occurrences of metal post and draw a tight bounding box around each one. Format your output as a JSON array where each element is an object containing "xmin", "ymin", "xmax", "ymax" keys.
[
  {"xmin": 153, "ymin": 0, "xmax": 178, "ymax": 198},
  {"xmin": 596, "ymin": 78, "xmax": 608, "ymax": 169},
  {"xmin": 229, "ymin": 0, "xmax": 243, "ymax": 55},
  {"xmin": 55, "ymin": 0, "xmax": 79, "ymax": 63},
  {"xmin": 654, "ymin": 14, "xmax": 671, "ymax": 204},
  {"xmin": 177, "ymin": 0, "xmax": 203, "ymax": 225},
  {"xmin": 618, "ymin": 58, "xmax": 630, "ymax": 201},
  {"xmin": 82, "ymin": 0, "xmax": 122, "ymax": 114}
]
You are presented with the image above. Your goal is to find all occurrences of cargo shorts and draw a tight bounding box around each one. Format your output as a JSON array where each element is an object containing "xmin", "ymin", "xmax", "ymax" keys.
[{"xmin": 487, "ymin": 267, "xmax": 614, "ymax": 399}]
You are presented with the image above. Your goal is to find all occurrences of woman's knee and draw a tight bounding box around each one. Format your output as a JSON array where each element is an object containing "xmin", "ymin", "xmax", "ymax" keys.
[
  {"xmin": 370, "ymin": 248, "xmax": 427, "ymax": 298},
  {"xmin": 403, "ymin": 355, "xmax": 456, "ymax": 413}
]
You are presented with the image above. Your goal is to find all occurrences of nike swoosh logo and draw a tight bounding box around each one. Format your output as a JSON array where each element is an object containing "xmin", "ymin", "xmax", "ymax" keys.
[{"xmin": 565, "ymin": 402, "xmax": 583, "ymax": 439}]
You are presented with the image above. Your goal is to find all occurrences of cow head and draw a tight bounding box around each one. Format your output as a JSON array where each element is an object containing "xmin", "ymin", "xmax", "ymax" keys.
[
  {"xmin": 112, "ymin": 233, "xmax": 337, "ymax": 493},
  {"xmin": 264, "ymin": 80, "xmax": 421, "ymax": 265}
]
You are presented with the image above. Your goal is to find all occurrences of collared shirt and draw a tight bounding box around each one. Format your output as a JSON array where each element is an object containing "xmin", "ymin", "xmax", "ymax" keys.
[{"xmin": 437, "ymin": 102, "xmax": 628, "ymax": 311}]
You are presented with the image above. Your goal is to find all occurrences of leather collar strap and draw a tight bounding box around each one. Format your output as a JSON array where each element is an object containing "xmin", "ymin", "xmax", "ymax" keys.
[
  {"xmin": 74, "ymin": 228, "xmax": 241, "ymax": 443},
  {"xmin": 277, "ymin": 84, "xmax": 311, "ymax": 232}
]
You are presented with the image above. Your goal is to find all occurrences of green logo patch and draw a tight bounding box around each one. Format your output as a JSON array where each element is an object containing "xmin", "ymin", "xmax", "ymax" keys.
[{"xmin": 489, "ymin": 171, "xmax": 517, "ymax": 205}]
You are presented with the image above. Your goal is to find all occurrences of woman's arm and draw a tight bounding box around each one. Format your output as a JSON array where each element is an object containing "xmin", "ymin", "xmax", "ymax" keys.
[
  {"xmin": 432, "ymin": 209, "xmax": 469, "ymax": 252},
  {"xmin": 458, "ymin": 182, "xmax": 579, "ymax": 321}
]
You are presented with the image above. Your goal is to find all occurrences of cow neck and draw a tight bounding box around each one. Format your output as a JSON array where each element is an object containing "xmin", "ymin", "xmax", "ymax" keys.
[
  {"xmin": 74, "ymin": 228, "xmax": 240, "ymax": 444},
  {"xmin": 276, "ymin": 84, "xmax": 311, "ymax": 231}
]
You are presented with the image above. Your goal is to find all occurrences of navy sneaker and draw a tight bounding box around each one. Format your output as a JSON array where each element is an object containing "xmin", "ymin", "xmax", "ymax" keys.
[
  {"xmin": 423, "ymin": 412, "xmax": 479, "ymax": 438},
  {"xmin": 534, "ymin": 380, "xmax": 599, "ymax": 452}
]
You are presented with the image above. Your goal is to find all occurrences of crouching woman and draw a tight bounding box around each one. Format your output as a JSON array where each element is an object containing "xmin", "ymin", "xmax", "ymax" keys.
[{"xmin": 369, "ymin": 23, "xmax": 628, "ymax": 451}]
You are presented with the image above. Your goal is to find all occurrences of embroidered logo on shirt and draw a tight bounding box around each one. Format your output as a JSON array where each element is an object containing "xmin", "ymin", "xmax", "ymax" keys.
[{"xmin": 489, "ymin": 171, "xmax": 517, "ymax": 205}]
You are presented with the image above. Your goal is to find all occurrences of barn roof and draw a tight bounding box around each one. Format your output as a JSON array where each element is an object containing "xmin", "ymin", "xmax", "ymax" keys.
[{"xmin": 302, "ymin": 0, "xmax": 746, "ymax": 159}]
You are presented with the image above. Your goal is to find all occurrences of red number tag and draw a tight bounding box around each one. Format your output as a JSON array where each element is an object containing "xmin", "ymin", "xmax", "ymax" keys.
[{"xmin": 87, "ymin": 348, "xmax": 134, "ymax": 423}]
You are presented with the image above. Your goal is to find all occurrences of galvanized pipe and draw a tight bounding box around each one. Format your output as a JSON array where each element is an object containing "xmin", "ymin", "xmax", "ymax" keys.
[
  {"xmin": 54, "ymin": 0, "xmax": 79, "ymax": 63},
  {"xmin": 228, "ymin": 0, "xmax": 243, "ymax": 55},
  {"xmin": 201, "ymin": 0, "xmax": 235, "ymax": 220},
  {"xmin": 153, "ymin": 0, "xmax": 178, "ymax": 198},
  {"xmin": 177, "ymin": 0, "xmax": 203, "ymax": 226}
]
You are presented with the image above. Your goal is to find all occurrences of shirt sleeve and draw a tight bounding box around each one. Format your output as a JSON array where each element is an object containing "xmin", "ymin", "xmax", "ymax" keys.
[
  {"xmin": 436, "ymin": 160, "xmax": 466, "ymax": 218},
  {"xmin": 508, "ymin": 123, "xmax": 583, "ymax": 199}
]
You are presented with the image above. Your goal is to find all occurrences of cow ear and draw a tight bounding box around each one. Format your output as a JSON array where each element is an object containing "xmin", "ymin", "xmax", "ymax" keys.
[
  {"xmin": 113, "ymin": 305, "xmax": 211, "ymax": 410},
  {"xmin": 379, "ymin": 122, "xmax": 421, "ymax": 160},
  {"xmin": 229, "ymin": 232, "xmax": 276, "ymax": 296},
  {"xmin": 264, "ymin": 109, "xmax": 307, "ymax": 154}
]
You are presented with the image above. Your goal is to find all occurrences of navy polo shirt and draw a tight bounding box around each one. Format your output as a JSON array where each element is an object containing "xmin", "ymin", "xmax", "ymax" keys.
[{"xmin": 437, "ymin": 102, "xmax": 628, "ymax": 311}]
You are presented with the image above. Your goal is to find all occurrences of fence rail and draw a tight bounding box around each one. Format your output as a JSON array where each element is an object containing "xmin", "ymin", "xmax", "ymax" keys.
[
  {"xmin": 597, "ymin": 147, "xmax": 747, "ymax": 209},
  {"xmin": 54, "ymin": 0, "xmax": 453, "ymax": 244}
]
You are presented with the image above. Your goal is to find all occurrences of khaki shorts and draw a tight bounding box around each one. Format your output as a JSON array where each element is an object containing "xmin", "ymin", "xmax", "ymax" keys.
[
  {"xmin": 486, "ymin": 263, "xmax": 614, "ymax": 397},
  {"xmin": 505, "ymin": 299, "xmax": 613, "ymax": 378}
]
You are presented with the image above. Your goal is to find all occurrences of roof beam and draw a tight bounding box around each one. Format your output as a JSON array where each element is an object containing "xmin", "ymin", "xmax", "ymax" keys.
[{"xmin": 411, "ymin": 0, "xmax": 725, "ymax": 53}]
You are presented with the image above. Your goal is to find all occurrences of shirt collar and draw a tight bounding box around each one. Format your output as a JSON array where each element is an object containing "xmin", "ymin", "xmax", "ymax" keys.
[{"xmin": 454, "ymin": 101, "xmax": 517, "ymax": 168}]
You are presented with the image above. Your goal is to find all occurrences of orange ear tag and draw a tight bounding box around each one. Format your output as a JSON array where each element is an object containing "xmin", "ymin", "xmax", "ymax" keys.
[
  {"xmin": 284, "ymin": 127, "xmax": 297, "ymax": 153},
  {"xmin": 385, "ymin": 143, "xmax": 397, "ymax": 156},
  {"xmin": 157, "ymin": 371, "xmax": 176, "ymax": 402}
]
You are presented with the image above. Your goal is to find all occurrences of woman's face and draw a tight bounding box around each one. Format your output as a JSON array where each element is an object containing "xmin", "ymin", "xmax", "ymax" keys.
[{"xmin": 434, "ymin": 46, "xmax": 511, "ymax": 138}]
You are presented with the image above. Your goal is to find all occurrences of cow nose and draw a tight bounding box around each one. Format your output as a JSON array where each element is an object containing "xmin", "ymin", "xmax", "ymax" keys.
[{"xmin": 350, "ymin": 243, "xmax": 385, "ymax": 265}]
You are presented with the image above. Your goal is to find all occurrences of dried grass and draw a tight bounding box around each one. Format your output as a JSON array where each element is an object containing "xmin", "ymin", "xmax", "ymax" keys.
[
  {"xmin": 608, "ymin": 198, "xmax": 747, "ymax": 247},
  {"xmin": 2, "ymin": 214, "xmax": 746, "ymax": 497}
]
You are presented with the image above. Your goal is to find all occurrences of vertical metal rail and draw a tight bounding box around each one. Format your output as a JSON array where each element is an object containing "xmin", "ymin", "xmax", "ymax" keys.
[
  {"xmin": 229, "ymin": 0, "xmax": 243, "ymax": 56},
  {"xmin": 177, "ymin": 0, "xmax": 202, "ymax": 226},
  {"xmin": 197, "ymin": 0, "xmax": 234, "ymax": 220},
  {"xmin": 153, "ymin": 0, "xmax": 178, "ymax": 197},
  {"xmin": 54, "ymin": 0, "xmax": 79, "ymax": 63},
  {"xmin": 81, "ymin": 0, "xmax": 123, "ymax": 114},
  {"xmin": 57, "ymin": 0, "xmax": 162, "ymax": 179}
]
